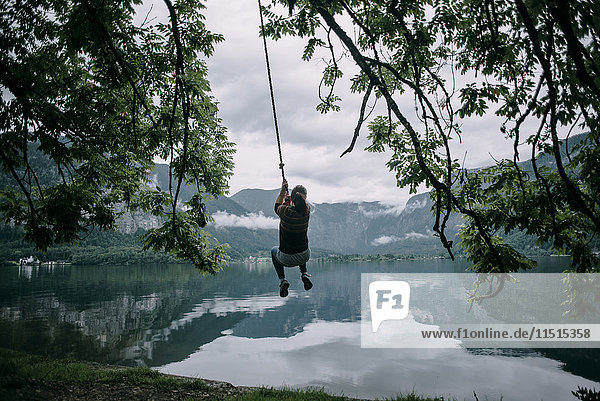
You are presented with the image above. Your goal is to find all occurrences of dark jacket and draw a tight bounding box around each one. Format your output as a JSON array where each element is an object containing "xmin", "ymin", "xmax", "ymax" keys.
[{"xmin": 274, "ymin": 202, "xmax": 310, "ymax": 254}]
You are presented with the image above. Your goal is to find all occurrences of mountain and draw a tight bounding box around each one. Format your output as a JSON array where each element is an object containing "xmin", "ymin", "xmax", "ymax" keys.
[
  {"xmin": 230, "ymin": 188, "xmax": 280, "ymax": 218},
  {"xmin": 364, "ymin": 193, "xmax": 462, "ymax": 255},
  {"xmin": 204, "ymin": 195, "xmax": 249, "ymax": 216},
  {"xmin": 308, "ymin": 201, "xmax": 397, "ymax": 254}
]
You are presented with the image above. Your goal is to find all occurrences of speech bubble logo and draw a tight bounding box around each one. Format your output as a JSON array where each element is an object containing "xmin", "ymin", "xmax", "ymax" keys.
[{"xmin": 369, "ymin": 280, "xmax": 410, "ymax": 332}]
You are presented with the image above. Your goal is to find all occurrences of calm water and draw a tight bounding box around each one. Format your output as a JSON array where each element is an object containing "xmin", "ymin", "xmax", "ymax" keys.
[{"xmin": 0, "ymin": 258, "xmax": 598, "ymax": 400}]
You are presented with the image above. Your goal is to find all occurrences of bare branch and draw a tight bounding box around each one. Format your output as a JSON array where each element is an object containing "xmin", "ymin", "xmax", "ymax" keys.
[{"xmin": 340, "ymin": 82, "xmax": 373, "ymax": 157}]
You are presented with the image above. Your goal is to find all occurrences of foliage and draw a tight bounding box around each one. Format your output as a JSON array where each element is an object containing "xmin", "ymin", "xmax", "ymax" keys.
[
  {"xmin": 261, "ymin": 0, "xmax": 600, "ymax": 272},
  {"xmin": 224, "ymin": 387, "xmax": 448, "ymax": 401},
  {"xmin": 0, "ymin": 225, "xmax": 183, "ymax": 265},
  {"xmin": 0, "ymin": 348, "xmax": 210, "ymax": 390},
  {"xmin": 226, "ymin": 387, "xmax": 350, "ymax": 401},
  {"xmin": 572, "ymin": 386, "xmax": 600, "ymax": 401},
  {"xmin": 562, "ymin": 273, "xmax": 600, "ymax": 319},
  {"xmin": 0, "ymin": 0, "xmax": 235, "ymax": 273}
]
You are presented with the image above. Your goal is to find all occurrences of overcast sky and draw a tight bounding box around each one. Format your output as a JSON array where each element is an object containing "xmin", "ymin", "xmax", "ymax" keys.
[{"xmin": 146, "ymin": 1, "xmax": 523, "ymax": 208}]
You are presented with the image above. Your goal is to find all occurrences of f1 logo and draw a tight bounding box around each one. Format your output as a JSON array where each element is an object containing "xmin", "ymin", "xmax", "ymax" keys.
[{"xmin": 369, "ymin": 281, "xmax": 411, "ymax": 332}]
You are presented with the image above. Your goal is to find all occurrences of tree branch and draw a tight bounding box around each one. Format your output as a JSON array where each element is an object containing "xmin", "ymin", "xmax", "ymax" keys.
[
  {"xmin": 340, "ymin": 82, "xmax": 373, "ymax": 157},
  {"xmin": 548, "ymin": 1, "xmax": 600, "ymax": 99},
  {"xmin": 81, "ymin": 0, "xmax": 156, "ymax": 126}
]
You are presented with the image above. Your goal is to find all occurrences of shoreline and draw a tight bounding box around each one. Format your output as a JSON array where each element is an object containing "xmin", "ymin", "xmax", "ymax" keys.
[{"xmin": 0, "ymin": 348, "xmax": 443, "ymax": 401}]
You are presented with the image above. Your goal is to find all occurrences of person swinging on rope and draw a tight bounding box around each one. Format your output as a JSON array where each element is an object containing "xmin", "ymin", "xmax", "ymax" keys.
[{"xmin": 272, "ymin": 179, "xmax": 313, "ymax": 297}]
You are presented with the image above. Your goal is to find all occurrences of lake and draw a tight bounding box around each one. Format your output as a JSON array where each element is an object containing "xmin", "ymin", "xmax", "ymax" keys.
[{"xmin": 0, "ymin": 257, "xmax": 598, "ymax": 400}]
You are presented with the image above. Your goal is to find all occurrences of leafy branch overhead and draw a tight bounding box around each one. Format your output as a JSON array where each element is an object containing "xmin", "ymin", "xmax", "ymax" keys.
[
  {"xmin": 262, "ymin": 0, "xmax": 600, "ymax": 272},
  {"xmin": 0, "ymin": 0, "xmax": 235, "ymax": 273}
]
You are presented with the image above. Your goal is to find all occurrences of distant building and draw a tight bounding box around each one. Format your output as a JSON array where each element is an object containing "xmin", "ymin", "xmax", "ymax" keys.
[{"xmin": 19, "ymin": 256, "xmax": 40, "ymax": 266}]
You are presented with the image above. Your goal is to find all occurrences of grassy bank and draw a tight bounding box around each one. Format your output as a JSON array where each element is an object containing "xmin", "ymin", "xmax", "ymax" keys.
[{"xmin": 0, "ymin": 348, "xmax": 446, "ymax": 401}]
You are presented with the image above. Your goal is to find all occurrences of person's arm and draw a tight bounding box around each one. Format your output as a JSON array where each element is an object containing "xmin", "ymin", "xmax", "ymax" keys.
[{"xmin": 275, "ymin": 179, "xmax": 289, "ymax": 214}]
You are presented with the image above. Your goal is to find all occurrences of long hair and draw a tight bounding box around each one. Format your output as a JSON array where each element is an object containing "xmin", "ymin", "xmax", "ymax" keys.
[{"xmin": 291, "ymin": 185, "xmax": 308, "ymax": 215}]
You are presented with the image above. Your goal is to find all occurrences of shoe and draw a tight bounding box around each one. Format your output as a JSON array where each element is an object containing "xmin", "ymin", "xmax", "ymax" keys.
[
  {"xmin": 301, "ymin": 273, "xmax": 313, "ymax": 291},
  {"xmin": 279, "ymin": 279, "xmax": 290, "ymax": 297}
]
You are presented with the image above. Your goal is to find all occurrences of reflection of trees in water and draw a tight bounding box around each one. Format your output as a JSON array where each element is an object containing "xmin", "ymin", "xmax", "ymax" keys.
[
  {"xmin": 0, "ymin": 319, "xmax": 116, "ymax": 362},
  {"xmin": 0, "ymin": 264, "xmax": 219, "ymax": 364},
  {"xmin": 465, "ymin": 348, "xmax": 600, "ymax": 383},
  {"xmin": 0, "ymin": 286, "xmax": 198, "ymax": 364},
  {"xmin": 539, "ymin": 348, "xmax": 600, "ymax": 383},
  {"xmin": 120, "ymin": 312, "xmax": 248, "ymax": 367}
]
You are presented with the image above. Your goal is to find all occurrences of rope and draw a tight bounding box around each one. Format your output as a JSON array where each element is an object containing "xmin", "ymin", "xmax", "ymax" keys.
[{"xmin": 258, "ymin": 0, "xmax": 285, "ymax": 181}]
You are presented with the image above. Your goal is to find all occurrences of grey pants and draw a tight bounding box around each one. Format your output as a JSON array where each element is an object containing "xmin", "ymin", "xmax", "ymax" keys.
[{"xmin": 271, "ymin": 246, "xmax": 310, "ymax": 280}]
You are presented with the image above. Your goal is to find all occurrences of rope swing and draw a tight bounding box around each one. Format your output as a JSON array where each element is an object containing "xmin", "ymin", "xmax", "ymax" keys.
[{"xmin": 257, "ymin": 0, "xmax": 286, "ymax": 181}]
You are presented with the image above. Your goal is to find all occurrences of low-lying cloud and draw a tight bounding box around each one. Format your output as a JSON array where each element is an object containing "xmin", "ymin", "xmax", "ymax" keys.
[
  {"xmin": 404, "ymin": 198, "xmax": 428, "ymax": 211},
  {"xmin": 371, "ymin": 235, "xmax": 401, "ymax": 246},
  {"xmin": 212, "ymin": 211, "xmax": 279, "ymax": 230},
  {"xmin": 404, "ymin": 231, "xmax": 431, "ymax": 239},
  {"xmin": 359, "ymin": 204, "xmax": 404, "ymax": 217},
  {"xmin": 371, "ymin": 231, "xmax": 433, "ymax": 246}
]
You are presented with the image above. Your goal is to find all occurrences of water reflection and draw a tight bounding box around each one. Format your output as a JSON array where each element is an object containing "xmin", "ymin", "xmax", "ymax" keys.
[
  {"xmin": 0, "ymin": 258, "xmax": 598, "ymax": 400},
  {"xmin": 160, "ymin": 320, "xmax": 597, "ymax": 401}
]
